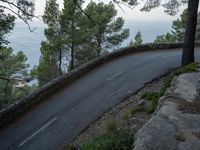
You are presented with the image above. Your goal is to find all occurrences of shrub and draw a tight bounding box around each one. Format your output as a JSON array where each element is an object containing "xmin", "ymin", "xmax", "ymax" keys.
[
  {"xmin": 65, "ymin": 129, "xmax": 134, "ymax": 150},
  {"xmin": 141, "ymin": 92, "xmax": 160, "ymax": 101},
  {"xmin": 174, "ymin": 62, "xmax": 199, "ymax": 76}
]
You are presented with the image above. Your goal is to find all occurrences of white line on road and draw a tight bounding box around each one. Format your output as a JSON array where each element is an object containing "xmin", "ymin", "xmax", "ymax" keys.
[
  {"xmin": 108, "ymin": 90, "xmax": 132, "ymax": 97},
  {"xmin": 159, "ymin": 54, "xmax": 177, "ymax": 58},
  {"xmin": 107, "ymin": 70, "xmax": 125, "ymax": 81},
  {"xmin": 18, "ymin": 117, "xmax": 58, "ymax": 147}
]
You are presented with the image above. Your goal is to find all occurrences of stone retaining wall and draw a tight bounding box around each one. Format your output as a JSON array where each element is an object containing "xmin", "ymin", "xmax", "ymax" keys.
[{"xmin": 0, "ymin": 42, "xmax": 199, "ymax": 128}]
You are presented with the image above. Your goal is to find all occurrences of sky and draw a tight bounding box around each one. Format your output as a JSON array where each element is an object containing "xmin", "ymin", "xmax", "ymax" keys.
[{"xmin": 32, "ymin": 0, "xmax": 186, "ymax": 23}]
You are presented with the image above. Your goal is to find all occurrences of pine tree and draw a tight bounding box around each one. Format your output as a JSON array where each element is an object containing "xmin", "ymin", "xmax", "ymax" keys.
[
  {"xmin": 154, "ymin": 32, "xmax": 176, "ymax": 43},
  {"xmin": 0, "ymin": 47, "xmax": 30, "ymax": 108},
  {"xmin": 31, "ymin": 0, "xmax": 63, "ymax": 86},
  {"xmin": 134, "ymin": 31, "xmax": 143, "ymax": 46},
  {"xmin": 60, "ymin": 0, "xmax": 83, "ymax": 70},
  {"xmin": 154, "ymin": 9, "xmax": 200, "ymax": 43},
  {"xmin": 0, "ymin": 10, "xmax": 15, "ymax": 46},
  {"xmin": 0, "ymin": 0, "xmax": 35, "ymax": 107},
  {"xmin": 82, "ymin": 2, "xmax": 129, "ymax": 57}
]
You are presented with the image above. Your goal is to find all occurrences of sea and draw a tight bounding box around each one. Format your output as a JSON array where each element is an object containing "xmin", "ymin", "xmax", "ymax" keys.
[{"xmin": 7, "ymin": 20, "xmax": 172, "ymax": 69}]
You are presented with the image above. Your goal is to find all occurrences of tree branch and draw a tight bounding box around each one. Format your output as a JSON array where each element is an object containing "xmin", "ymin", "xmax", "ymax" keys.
[
  {"xmin": 0, "ymin": 0, "xmax": 35, "ymax": 18},
  {"xmin": 0, "ymin": 0, "xmax": 41, "ymax": 32},
  {"xmin": 73, "ymin": 0, "xmax": 100, "ymax": 25},
  {"xmin": 0, "ymin": 75, "xmax": 10, "ymax": 81}
]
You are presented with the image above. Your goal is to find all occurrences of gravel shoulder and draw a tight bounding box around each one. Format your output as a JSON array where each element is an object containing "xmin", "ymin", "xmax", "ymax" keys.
[{"xmin": 72, "ymin": 74, "xmax": 169, "ymax": 145}]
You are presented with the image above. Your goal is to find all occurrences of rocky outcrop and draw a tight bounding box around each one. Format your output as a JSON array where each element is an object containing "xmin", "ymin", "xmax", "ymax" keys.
[{"xmin": 133, "ymin": 71, "xmax": 200, "ymax": 150}]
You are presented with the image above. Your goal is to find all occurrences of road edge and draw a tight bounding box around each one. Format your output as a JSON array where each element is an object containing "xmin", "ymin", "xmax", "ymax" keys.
[{"xmin": 0, "ymin": 42, "xmax": 199, "ymax": 128}]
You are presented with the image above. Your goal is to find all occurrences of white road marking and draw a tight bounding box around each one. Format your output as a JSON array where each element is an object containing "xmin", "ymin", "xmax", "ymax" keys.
[
  {"xmin": 108, "ymin": 90, "xmax": 131, "ymax": 96},
  {"xmin": 107, "ymin": 70, "xmax": 125, "ymax": 81},
  {"xmin": 159, "ymin": 54, "xmax": 177, "ymax": 58},
  {"xmin": 18, "ymin": 117, "xmax": 58, "ymax": 147}
]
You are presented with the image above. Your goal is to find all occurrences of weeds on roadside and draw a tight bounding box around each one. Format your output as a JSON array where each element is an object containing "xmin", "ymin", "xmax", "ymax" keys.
[
  {"xmin": 124, "ymin": 62, "xmax": 199, "ymax": 118},
  {"xmin": 126, "ymin": 92, "xmax": 160, "ymax": 116},
  {"xmin": 106, "ymin": 120, "xmax": 117, "ymax": 132},
  {"xmin": 174, "ymin": 62, "xmax": 199, "ymax": 76},
  {"xmin": 65, "ymin": 121, "xmax": 134, "ymax": 150}
]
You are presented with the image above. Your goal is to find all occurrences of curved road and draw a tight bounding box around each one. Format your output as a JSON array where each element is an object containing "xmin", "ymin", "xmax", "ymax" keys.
[{"xmin": 1, "ymin": 48, "xmax": 200, "ymax": 150}]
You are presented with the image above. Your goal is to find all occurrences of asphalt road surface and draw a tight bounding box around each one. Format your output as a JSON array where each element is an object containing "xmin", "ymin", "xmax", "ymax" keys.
[{"xmin": 1, "ymin": 48, "xmax": 200, "ymax": 150}]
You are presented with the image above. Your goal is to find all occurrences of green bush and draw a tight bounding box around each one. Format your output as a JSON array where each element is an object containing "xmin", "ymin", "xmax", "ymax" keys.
[
  {"xmin": 160, "ymin": 75, "xmax": 173, "ymax": 96},
  {"xmin": 124, "ymin": 91, "xmax": 162, "ymax": 116},
  {"xmin": 129, "ymin": 106, "xmax": 146, "ymax": 114},
  {"xmin": 174, "ymin": 62, "xmax": 199, "ymax": 76},
  {"xmin": 65, "ymin": 129, "xmax": 134, "ymax": 150},
  {"xmin": 140, "ymin": 92, "xmax": 160, "ymax": 113},
  {"xmin": 141, "ymin": 92, "xmax": 160, "ymax": 101}
]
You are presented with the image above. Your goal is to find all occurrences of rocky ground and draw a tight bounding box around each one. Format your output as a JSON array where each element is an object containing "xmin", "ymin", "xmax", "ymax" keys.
[{"xmin": 133, "ymin": 71, "xmax": 200, "ymax": 150}]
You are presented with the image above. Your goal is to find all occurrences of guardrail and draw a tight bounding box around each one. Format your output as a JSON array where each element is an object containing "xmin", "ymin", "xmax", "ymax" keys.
[{"xmin": 0, "ymin": 42, "xmax": 200, "ymax": 128}]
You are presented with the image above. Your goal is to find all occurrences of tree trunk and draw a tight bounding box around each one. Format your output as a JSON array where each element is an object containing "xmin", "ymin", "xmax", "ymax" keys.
[
  {"xmin": 182, "ymin": 0, "xmax": 199, "ymax": 66},
  {"xmin": 70, "ymin": 7, "xmax": 75, "ymax": 71},
  {"xmin": 70, "ymin": 19, "xmax": 75, "ymax": 71},
  {"xmin": 4, "ymin": 80, "xmax": 11, "ymax": 98},
  {"xmin": 96, "ymin": 37, "xmax": 101, "ymax": 57},
  {"xmin": 58, "ymin": 47, "xmax": 62, "ymax": 75},
  {"xmin": 70, "ymin": 42, "xmax": 74, "ymax": 71},
  {"xmin": 97, "ymin": 43, "xmax": 101, "ymax": 57},
  {"xmin": 96, "ymin": 25, "xmax": 102, "ymax": 57}
]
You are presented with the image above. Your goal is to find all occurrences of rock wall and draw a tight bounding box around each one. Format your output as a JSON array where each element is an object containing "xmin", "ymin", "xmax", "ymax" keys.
[
  {"xmin": 0, "ymin": 42, "xmax": 200, "ymax": 128},
  {"xmin": 133, "ymin": 70, "xmax": 200, "ymax": 150}
]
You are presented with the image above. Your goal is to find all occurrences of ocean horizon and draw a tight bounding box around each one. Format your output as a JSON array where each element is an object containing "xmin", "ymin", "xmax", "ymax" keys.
[{"xmin": 8, "ymin": 20, "xmax": 172, "ymax": 69}]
